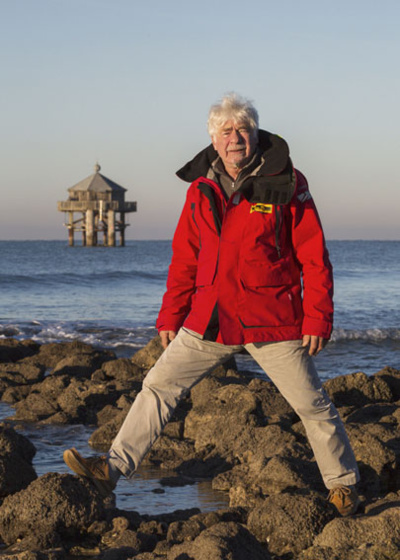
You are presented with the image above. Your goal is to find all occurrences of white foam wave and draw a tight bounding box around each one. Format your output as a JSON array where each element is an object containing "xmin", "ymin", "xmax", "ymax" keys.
[{"xmin": 331, "ymin": 328, "xmax": 400, "ymax": 342}]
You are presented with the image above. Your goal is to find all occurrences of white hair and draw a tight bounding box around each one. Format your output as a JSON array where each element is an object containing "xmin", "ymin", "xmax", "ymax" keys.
[{"xmin": 207, "ymin": 93, "xmax": 259, "ymax": 137}]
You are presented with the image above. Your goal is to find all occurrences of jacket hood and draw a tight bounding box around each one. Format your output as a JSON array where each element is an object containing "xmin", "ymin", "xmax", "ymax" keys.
[{"xmin": 176, "ymin": 130, "xmax": 296, "ymax": 205}]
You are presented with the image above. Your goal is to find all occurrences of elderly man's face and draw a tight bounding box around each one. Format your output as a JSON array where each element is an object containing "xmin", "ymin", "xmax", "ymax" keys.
[{"xmin": 212, "ymin": 120, "xmax": 258, "ymax": 177}]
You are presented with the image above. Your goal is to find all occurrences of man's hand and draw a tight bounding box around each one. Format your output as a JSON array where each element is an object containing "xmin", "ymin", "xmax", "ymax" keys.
[
  {"xmin": 160, "ymin": 330, "xmax": 177, "ymax": 350},
  {"xmin": 302, "ymin": 335, "xmax": 328, "ymax": 356}
]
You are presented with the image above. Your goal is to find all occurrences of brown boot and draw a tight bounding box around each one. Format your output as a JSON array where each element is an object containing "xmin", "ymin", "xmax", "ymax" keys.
[
  {"xmin": 63, "ymin": 447, "xmax": 116, "ymax": 498},
  {"xmin": 327, "ymin": 485, "xmax": 360, "ymax": 516}
]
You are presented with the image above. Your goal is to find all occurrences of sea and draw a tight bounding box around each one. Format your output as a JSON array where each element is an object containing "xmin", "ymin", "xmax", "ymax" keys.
[{"xmin": 0, "ymin": 239, "xmax": 399, "ymax": 514}]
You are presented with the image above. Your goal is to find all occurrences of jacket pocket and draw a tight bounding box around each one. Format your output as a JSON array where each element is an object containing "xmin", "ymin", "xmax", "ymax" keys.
[
  {"xmin": 240, "ymin": 257, "xmax": 292, "ymax": 287},
  {"xmin": 239, "ymin": 260, "xmax": 302, "ymax": 327}
]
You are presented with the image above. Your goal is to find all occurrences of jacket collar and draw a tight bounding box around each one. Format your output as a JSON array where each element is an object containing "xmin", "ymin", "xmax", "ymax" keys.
[
  {"xmin": 176, "ymin": 130, "xmax": 290, "ymax": 182},
  {"xmin": 176, "ymin": 130, "xmax": 296, "ymax": 205}
]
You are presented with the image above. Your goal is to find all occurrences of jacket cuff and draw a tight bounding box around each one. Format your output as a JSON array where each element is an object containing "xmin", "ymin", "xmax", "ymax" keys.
[
  {"xmin": 302, "ymin": 316, "xmax": 332, "ymax": 339},
  {"xmin": 156, "ymin": 317, "xmax": 184, "ymax": 334}
]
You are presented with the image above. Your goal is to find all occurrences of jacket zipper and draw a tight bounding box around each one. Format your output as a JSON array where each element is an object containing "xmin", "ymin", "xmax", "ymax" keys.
[{"xmin": 275, "ymin": 204, "xmax": 282, "ymax": 259}]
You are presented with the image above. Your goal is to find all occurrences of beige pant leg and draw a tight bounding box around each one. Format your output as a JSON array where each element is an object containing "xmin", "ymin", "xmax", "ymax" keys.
[
  {"xmin": 109, "ymin": 328, "xmax": 240, "ymax": 478},
  {"xmin": 246, "ymin": 340, "xmax": 359, "ymax": 489}
]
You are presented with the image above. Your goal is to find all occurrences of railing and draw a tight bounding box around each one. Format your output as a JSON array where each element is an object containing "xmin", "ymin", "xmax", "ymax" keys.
[{"xmin": 57, "ymin": 201, "xmax": 137, "ymax": 212}]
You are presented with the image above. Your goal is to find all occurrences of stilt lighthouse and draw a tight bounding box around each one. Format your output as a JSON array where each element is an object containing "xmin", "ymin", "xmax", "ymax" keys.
[{"xmin": 57, "ymin": 164, "xmax": 137, "ymax": 247}]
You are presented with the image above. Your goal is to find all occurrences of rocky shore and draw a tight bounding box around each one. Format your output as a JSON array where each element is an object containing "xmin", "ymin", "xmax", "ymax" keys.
[{"xmin": 0, "ymin": 336, "xmax": 399, "ymax": 559}]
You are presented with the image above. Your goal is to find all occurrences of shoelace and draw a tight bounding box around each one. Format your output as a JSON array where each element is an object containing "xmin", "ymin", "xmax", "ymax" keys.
[
  {"xmin": 86, "ymin": 455, "xmax": 109, "ymax": 479},
  {"xmin": 328, "ymin": 486, "xmax": 352, "ymax": 504}
]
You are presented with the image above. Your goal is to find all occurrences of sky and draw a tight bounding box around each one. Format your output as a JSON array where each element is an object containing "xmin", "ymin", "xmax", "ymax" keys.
[{"xmin": 1, "ymin": 0, "xmax": 399, "ymax": 240}]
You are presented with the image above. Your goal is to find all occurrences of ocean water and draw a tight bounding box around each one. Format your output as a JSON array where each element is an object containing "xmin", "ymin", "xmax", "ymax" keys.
[
  {"xmin": 0, "ymin": 240, "xmax": 399, "ymax": 378},
  {"xmin": 0, "ymin": 239, "xmax": 399, "ymax": 513}
]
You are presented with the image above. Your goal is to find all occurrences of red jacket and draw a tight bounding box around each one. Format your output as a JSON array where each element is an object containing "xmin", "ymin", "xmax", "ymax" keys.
[{"xmin": 156, "ymin": 131, "xmax": 333, "ymax": 345}]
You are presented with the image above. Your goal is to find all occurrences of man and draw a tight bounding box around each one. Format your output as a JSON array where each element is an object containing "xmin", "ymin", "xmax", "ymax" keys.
[{"xmin": 64, "ymin": 93, "xmax": 360, "ymax": 516}]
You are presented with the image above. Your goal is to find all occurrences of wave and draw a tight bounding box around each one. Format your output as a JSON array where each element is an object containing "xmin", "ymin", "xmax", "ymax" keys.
[
  {"xmin": 0, "ymin": 270, "xmax": 167, "ymax": 288},
  {"xmin": 2, "ymin": 321, "xmax": 399, "ymax": 346},
  {"xmin": 331, "ymin": 328, "xmax": 400, "ymax": 342}
]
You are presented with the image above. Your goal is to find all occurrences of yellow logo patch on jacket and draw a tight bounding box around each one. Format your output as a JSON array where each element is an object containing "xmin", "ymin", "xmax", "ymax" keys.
[{"xmin": 250, "ymin": 203, "xmax": 273, "ymax": 214}]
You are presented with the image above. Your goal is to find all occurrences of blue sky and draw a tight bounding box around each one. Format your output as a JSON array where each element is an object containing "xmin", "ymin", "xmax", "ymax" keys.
[{"xmin": 1, "ymin": 0, "xmax": 399, "ymax": 240}]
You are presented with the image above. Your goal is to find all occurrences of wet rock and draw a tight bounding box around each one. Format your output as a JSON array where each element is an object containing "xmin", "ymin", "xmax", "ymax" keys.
[
  {"xmin": 0, "ymin": 339, "xmax": 40, "ymax": 363},
  {"xmin": 0, "ymin": 423, "xmax": 37, "ymax": 497},
  {"xmin": 247, "ymin": 492, "xmax": 335, "ymax": 556},
  {"xmin": 0, "ymin": 473, "xmax": 105, "ymax": 550},
  {"xmin": 167, "ymin": 521, "xmax": 271, "ymax": 560}
]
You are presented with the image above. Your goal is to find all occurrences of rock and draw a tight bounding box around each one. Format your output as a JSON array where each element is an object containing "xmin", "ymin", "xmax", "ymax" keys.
[
  {"xmin": 89, "ymin": 410, "xmax": 129, "ymax": 450},
  {"xmin": 52, "ymin": 350, "xmax": 114, "ymax": 379},
  {"xmin": 35, "ymin": 341, "xmax": 114, "ymax": 370},
  {"xmin": 167, "ymin": 521, "xmax": 271, "ymax": 560},
  {"xmin": 184, "ymin": 382, "xmax": 261, "ymax": 457},
  {"xmin": 31, "ymin": 374, "xmax": 70, "ymax": 402},
  {"xmin": 131, "ymin": 336, "xmax": 164, "ymax": 371},
  {"xmin": 10, "ymin": 375, "xmax": 70, "ymax": 421},
  {"xmin": 312, "ymin": 502, "xmax": 400, "ymax": 550},
  {"xmin": 247, "ymin": 377, "xmax": 298, "ymax": 425},
  {"xmin": 324, "ymin": 371, "xmax": 393, "ymax": 408},
  {"xmin": 0, "ymin": 362, "xmax": 46, "ymax": 385},
  {"xmin": 0, "ymin": 423, "xmax": 37, "ymax": 497},
  {"xmin": 144, "ymin": 435, "xmax": 197, "ymax": 471},
  {"xmin": 101, "ymin": 358, "xmax": 145, "ymax": 382},
  {"xmin": 55, "ymin": 379, "xmax": 118, "ymax": 423},
  {"xmin": 375, "ymin": 366, "xmax": 400, "ymax": 400},
  {"xmin": 166, "ymin": 518, "xmax": 206, "ymax": 543},
  {"xmin": 0, "ymin": 473, "xmax": 105, "ymax": 549},
  {"xmin": 99, "ymin": 515, "xmax": 157, "ymax": 558},
  {"xmin": 247, "ymin": 492, "xmax": 335, "ymax": 556},
  {"xmin": 13, "ymin": 392, "xmax": 60, "ymax": 422},
  {"xmin": 298, "ymin": 542, "xmax": 400, "ymax": 560},
  {"xmin": 1, "ymin": 384, "xmax": 31, "ymax": 404},
  {"xmin": 346, "ymin": 423, "xmax": 400, "ymax": 497},
  {"xmin": 0, "ymin": 339, "xmax": 40, "ymax": 363},
  {"xmin": 0, "ymin": 549, "xmax": 67, "ymax": 560}
]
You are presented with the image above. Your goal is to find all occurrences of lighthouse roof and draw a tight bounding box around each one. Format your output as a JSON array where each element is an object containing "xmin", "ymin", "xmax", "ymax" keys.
[{"xmin": 68, "ymin": 163, "xmax": 127, "ymax": 194}]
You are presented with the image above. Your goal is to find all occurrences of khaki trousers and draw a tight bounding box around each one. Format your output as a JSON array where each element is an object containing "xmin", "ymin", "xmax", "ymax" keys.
[{"xmin": 109, "ymin": 328, "xmax": 359, "ymax": 489}]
